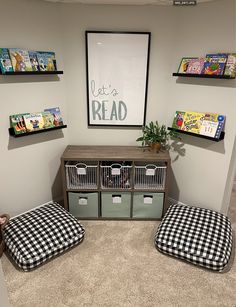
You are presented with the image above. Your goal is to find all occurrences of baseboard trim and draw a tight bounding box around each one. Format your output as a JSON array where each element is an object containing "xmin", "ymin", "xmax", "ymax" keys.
[{"xmin": 168, "ymin": 197, "xmax": 187, "ymax": 207}]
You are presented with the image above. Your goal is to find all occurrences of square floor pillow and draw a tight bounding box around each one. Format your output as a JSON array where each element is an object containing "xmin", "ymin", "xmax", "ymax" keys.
[
  {"xmin": 155, "ymin": 203, "xmax": 233, "ymax": 272},
  {"xmin": 3, "ymin": 202, "xmax": 85, "ymax": 271}
]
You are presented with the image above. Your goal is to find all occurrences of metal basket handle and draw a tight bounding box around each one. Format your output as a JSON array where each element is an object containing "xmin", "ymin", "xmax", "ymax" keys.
[
  {"xmin": 145, "ymin": 164, "xmax": 157, "ymax": 170},
  {"xmin": 111, "ymin": 163, "xmax": 122, "ymax": 169},
  {"xmin": 75, "ymin": 163, "xmax": 87, "ymax": 175}
]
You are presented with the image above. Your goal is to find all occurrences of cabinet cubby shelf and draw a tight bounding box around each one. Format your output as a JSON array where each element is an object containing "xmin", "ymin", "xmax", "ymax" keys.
[
  {"xmin": 61, "ymin": 146, "xmax": 171, "ymax": 220},
  {"xmin": 168, "ymin": 127, "xmax": 225, "ymax": 142},
  {"xmin": 1, "ymin": 71, "xmax": 63, "ymax": 75},
  {"xmin": 172, "ymin": 73, "xmax": 234, "ymax": 79},
  {"xmin": 9, "ymin": 125, "xmax": 67, "ymax": 137}
]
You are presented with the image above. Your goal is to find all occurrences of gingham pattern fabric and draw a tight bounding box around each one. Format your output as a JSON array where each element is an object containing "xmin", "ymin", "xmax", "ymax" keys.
[
  {"xmin": 3, "ymin": 202, "xmax": 85, "ymax": 271},
  {"xmin": 155, "ymin": 203, "xmax": 233, "ymax": 272}
]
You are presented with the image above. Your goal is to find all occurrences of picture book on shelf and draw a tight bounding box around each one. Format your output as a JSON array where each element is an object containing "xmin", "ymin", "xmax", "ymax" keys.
[
  {"xmin": 0, "ymin": 48, "xmax": 14, "ymax": 73},
  {"xmin": 10, "ymin": 113, "xmax": 29, "ymax": 135},
  {"xmin": 44, "ymin": 107, "xmax": 63, "ymax": 126},
  {"xmin": 186, "ymin": 58, "xmax": 205, "ymax": 74},
  {"xmin": 9, "ymin": 48, "xmax": 32, "ymax": 72},
  {"xmin": 224, "ymin": 53, "xmax": 236, "ymax": 77},
  {"xmin": 37, "ymin": 51, "xmax": 57, "ymax": 71},
  {"xmin": 42, "ymin": 111, "xmax": 55, "ymax": 129},
  {"xmin": 28, "ymin": 51, "xmax": 40, "ymax": 71},
  {"xmin": 177, "ymin": 57, "xmax": 197, "ymax": 74},
  {"xmin": 172, "ymin": 110, "xmax": 225, "ymax": 139},
  {"xmin": 202, "ymin": 53, "xmax": 228, "ymax": 75},
  {"xmin": 23, "ymin": 113, "xmax": 45, "ymax": 132}
]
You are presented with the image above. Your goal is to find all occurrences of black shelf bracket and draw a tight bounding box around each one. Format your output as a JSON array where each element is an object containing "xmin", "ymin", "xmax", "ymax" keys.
[
  {"xmin": 9, "ymin": 125, "xmax": 67, "ymax": 138},
  {"xmin": 172, "ymin": 73, "xmax": 234, "ymax": 79},
  {"xmin": 1, "ymin": 71, "xmax": 63, "ymax": 75},
  {"xmin": 168, "ymin": 127, "xmax": 225, "ymax": 142}
]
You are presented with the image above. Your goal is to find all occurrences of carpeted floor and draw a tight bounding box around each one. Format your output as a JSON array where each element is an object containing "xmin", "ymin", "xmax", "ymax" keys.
[{"xmin": 2, "ymin": 194, "xmax": 236, "ymax": 307}]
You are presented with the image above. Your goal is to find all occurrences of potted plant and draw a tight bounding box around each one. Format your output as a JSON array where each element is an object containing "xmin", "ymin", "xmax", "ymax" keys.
[{"xmin": 136, "ymin": 121, "xmax": 180, "ymax": 152}]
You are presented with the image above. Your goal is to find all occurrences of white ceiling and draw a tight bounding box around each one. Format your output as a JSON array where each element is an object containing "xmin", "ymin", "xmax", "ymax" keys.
[{"xmin": 43, "ymin": 0, "xmax": 216, "ymax": 5}]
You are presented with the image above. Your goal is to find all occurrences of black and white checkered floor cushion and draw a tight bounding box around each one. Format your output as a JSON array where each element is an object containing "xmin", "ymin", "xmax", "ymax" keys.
[
  {"xmin": 3, "ymin": 202, "xmax": 85, "ymax": 271},
  {"xmin": 155, "ymin": 203, "xmax": 233, "ymax": 272}
]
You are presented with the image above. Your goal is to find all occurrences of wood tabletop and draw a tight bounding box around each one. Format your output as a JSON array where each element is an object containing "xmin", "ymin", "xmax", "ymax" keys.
[{"xmin": 61, "ymin": 145, "xmax": 170, "ymax": 162}]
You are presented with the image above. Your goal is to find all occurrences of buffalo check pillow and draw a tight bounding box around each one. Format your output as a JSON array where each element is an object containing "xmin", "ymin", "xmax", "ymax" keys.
[
  {"xmin": 3, "ymin": 202, "xmax": 85, "ymax": 271},
  {"xmin": 155, "ymin": 203, "xmax": 233, "ymax": 272}
]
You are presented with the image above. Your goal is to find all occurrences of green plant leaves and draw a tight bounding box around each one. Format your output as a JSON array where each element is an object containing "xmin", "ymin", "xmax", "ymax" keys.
[{"xmin": 136, "ymin": 120, "xmax": 180, "ymax": 147}]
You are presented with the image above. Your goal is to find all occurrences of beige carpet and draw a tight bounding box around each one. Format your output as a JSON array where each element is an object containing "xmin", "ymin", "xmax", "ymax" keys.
[{"xmin": 2, "ymin": 195, "xmax": 236, "ymax": 307}]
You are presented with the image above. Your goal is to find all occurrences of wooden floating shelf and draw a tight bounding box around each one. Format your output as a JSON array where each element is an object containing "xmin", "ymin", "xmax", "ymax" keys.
[
  {"xmin": 172, "ymin": 73, "xmax": 234, "ymax": 79},
  {"xmin": 1, "ymin": 71, "xmax": 63, "ymax": 75},
  {"xmin": 168, "ymin": 127, "xmax": 225, "ymax": 142},
  {"xmin": 9, "ymin": 125, "xmax": 67, "ymax": 138}
]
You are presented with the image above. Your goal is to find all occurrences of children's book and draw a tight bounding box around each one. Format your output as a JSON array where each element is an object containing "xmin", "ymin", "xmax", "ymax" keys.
[
  {"xmin": 224, "ymin": 53, "xmax": 236, "ymax": 77},
  {"xmin": 172, "ymin": 110, "xmax": 225, "ymax": 139},
  {"xmin": 202, "ymin": 53, "xmax": 228, "ymax": 75},
  {"xmin": 23, "ymin": 113, "xmax": 45, "ymax": 132},
  {"xmin": 186, "ymin": 58, "xmax": 205, "ymax": 74},
  {"xmin": 28, "ymin": 51, "xmax": 40, "ymax": 72},
  {"xmin": 42, "ymin": 111, "xmax": 55, "ymax": 129},
  {"xmin": 9, "ymin": 49, "xmax": 33, "ymax": 72},
  {"xmin": 177, "ymin": 57, "xmax": 197, "ymax": 73},
  {"xmin": 172, "ymin": 111, "xmax": 186, "ymax": 130},
  {"xmin": 44, "ymin": 107, "xmax": 63, "ymax": 126},
  {"xmin": 37, "ymin": 51, "xmax": 57, "ymax": 71},
  {"xmin": 0, "ymin": 48, "xmax": 14, "ymax": 73},
  {"xmin": 10, "ymin": 113, "xmax": 29, "ymax": 135}
]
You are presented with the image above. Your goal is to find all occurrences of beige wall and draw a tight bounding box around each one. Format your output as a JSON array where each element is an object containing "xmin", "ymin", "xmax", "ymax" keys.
[
  {"xmin": 0, "ymin": 0, "xmax": 235, "ymax": 216},
  {"xmin": 0, "ymin": 0, "xmax": 68, "ymax": 216},
  {"xmin": 60, "ymin": 0, "xmax": 236, "ymax": 213}
]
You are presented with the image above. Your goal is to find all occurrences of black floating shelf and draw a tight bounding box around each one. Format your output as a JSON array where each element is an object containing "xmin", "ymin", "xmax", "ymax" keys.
[
  {"xmin": 9, "ymin": 125, "xmax": 67, "ymax": 138},
  {"xmin": 172, "ymin": 73, "xmax": 234, "ymax": 79},
  {"xmin": 168, "ymin": 127, "xmax": 225, "ymax": 142},
  {"xmin": 1, "ymin": 71, "xmax": 63, "ymax": 75}
]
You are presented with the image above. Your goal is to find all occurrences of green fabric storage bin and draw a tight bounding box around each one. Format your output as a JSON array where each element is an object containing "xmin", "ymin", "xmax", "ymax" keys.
[
  {"xmin": 68, "ymin": 192, "xmax": 99, "ymax": 218},
  {"xmin": 133, "ymin": 192, "xmax": 164, "ymax": 218},
  {"xmin": 101, "ymin": 192, "xmax": 131, "ymax": 218}
]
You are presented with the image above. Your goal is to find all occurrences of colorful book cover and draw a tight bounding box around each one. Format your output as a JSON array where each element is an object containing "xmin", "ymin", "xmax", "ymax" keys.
[
  {"xmin": 37, "ymin": 51, "xmax": 57, "ymax": 71},
  {"xmin": 177, "ymin": 57, "xmax": 197, "ymax": 74},
  {"xmin": 23, "ymin": 113, "xmax": 45, "ymax": 132},
  {"xmin": 44, "ymin": 107, "xmax": 63, "ymax": 126},
  {"xmin": 10, "ymin": 113, "xmax": 29, "ymax": 135},
  {"xmin": 172, "ymin": 110, "xmax": 225, "ymax": 139},
  {"xmin": 224, "ymin": 53, "xmax": 236, "ymax": 77},
  {"xmin": 9, "ymin": 48, "xmax": 33, "ymax": 72},
  {"xmin": 202, "ymin": 53, "xmax": 228, "ymax": 75},
  {"xmin": 0, "ymin": 48, "xmax": 14, "ymax": 73},
  {"xmin": 172, "ymin": 111, "xmax": 186, "ymax": 130},
  {"xmin": 186, "ymin": 58, "xmax": 205, "ymax": 74},
  {"xmin": 42, "ymin": 111, "xmax": 55, "ymax": 129},
  {"xmin": 28, "ymin": 51, "xmax": 40, "ymax": 72}
]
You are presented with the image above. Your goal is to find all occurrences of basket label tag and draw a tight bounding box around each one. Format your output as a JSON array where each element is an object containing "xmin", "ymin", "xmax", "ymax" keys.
[
  {"xmin": 78, "ymin": 197, "xmax": 88, "ymax": 205},
  {"xmin": 77, "ymin": 168, "xmax": 86, "ymax": 175},
  {"xmin": 146, "ymin": 169, "xmax": 155, "ymax": 176},
  {"xmin": 112, "ymin": 195, "xmax": 122, "ymax": 204},
  {"xmin": 143, "ymin": 195, "xmax": 153, "ymax": 204},
  {"xmin": 112, "ymin": 168, "xmax": 120, "ymax": 176}
]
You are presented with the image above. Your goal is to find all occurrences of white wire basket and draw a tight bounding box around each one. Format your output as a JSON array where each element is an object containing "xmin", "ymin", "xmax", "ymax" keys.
[
  {"xmin": 134, "ymin": 163, "xmax": 167, "ymax": 190},
  {"xmin": 100, "ymin": 163, "xmax": 132, "ymax": 189},
  {"xmin": 65, "ymin": 161, "xmax": 98, "ymax": 189}
]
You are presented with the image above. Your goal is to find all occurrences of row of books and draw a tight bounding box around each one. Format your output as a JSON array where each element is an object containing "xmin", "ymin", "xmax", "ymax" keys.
[
  {"xmin": 10, "ymin": 107, "xmax": 64, "ymax": 135},
  {"xmin": 172, "ymin": 110, "xmax": 225, "ymax": 139},
  {"xmin": 0, "ymin": 48, "xmax": 57, "ymax": 73},
  {"xmin": 177, "ymin": 53, "xmax": 236, "ymax": 77}
]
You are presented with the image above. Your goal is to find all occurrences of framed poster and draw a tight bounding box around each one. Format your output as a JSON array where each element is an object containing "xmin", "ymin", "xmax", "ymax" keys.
[{"xmin": 86, "ymin": 31, "xmax": 151, "ymax": 127}]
